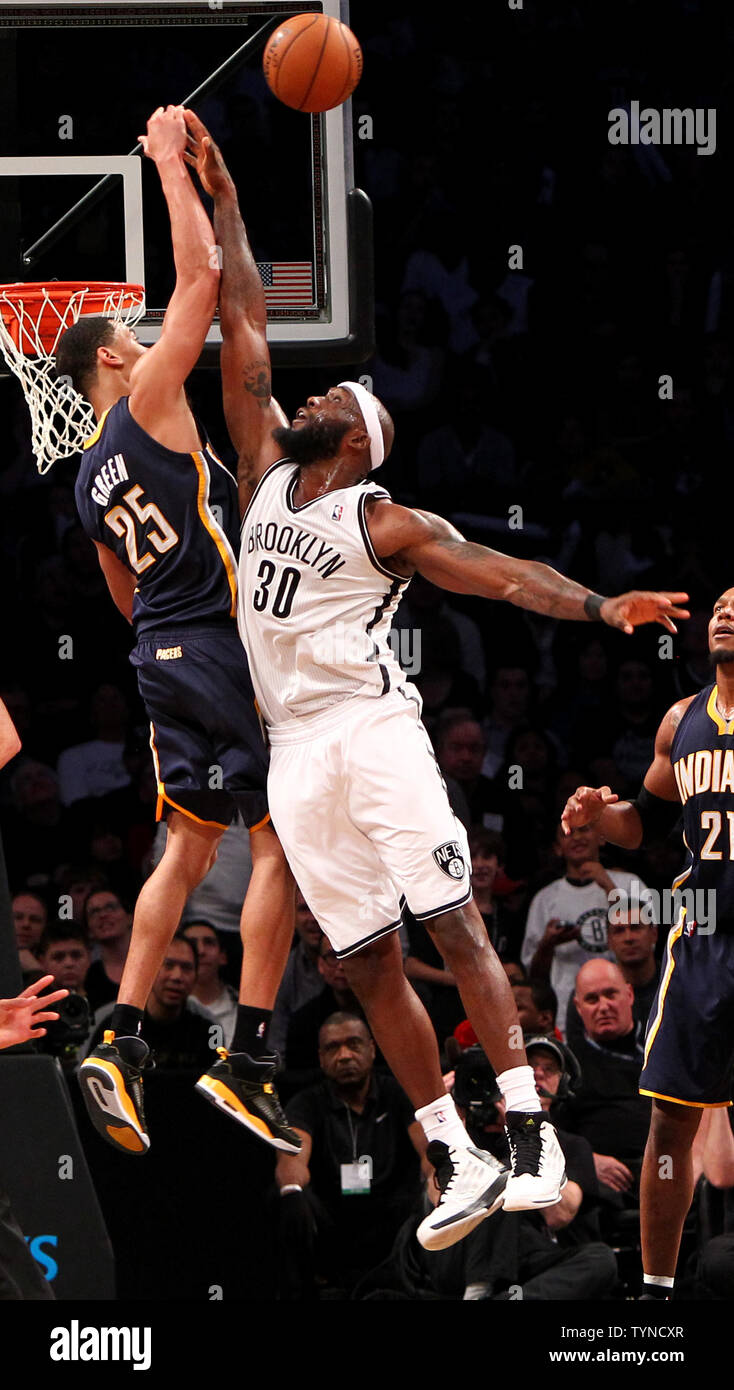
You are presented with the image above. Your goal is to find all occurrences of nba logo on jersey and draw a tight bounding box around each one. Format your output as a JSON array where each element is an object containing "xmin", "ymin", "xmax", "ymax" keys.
[
  {"xmin": 684, "ymin": 918, "xmax": 696, "ymax": 937},
  {"xmin": 331, "ymin": 503, "xmax": 344, "ymax": 521}
]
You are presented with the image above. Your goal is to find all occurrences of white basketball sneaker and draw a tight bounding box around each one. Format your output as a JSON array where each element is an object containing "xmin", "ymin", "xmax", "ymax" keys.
[
  {"xmin": 416, "ymin": 1141, "xmax": 509, "ymax": 1251},
  {"xmin": 502, "ymin": 1111, "xmax": 566, "ymax": 1210}
]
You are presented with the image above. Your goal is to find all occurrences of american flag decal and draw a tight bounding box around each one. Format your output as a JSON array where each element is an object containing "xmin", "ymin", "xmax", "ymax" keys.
[{"xmin": 257, "ymin": 262, "xmax": 313, "ymax": 307}]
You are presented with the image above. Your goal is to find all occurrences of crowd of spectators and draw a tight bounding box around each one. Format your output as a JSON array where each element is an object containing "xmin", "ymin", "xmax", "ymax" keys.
[{"xmin": 2, "ymin": 0, "xmax": 734, "ymax": 1299}]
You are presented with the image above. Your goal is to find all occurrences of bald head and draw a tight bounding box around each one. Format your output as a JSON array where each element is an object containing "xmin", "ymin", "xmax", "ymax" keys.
[{"xmin": 574, "ymin": 959, "xmax": 635, "ymax": 1042}]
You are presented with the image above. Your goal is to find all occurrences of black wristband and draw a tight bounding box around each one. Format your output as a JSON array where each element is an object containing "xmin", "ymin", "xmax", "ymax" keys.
[
  {"xmin": 584, "ymin": 593, "xmax": 606, "ymax": 621},
  {"xmin": 632, "ymin": 784, "xmax": 682, "ymax": 842}
]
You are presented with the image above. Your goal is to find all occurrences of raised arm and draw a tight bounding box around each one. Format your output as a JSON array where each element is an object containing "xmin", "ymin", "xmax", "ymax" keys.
[
  {"xmin": 560, "ymin": 699, "xmax": 690, "ymax": 849},
  {"xmin": 184, "ymin": 111, "xmax": 289, "ymax": 513},
  {"xmin": 366, "ymin": 500, "xmax": 689, "ymax": 633},
  {"xmin": 128, "ymin": 106, "xmax": 220, "ymax": 434}
]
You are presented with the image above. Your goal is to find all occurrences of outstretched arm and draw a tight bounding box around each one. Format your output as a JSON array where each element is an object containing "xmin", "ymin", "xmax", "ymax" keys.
[
  {"xmin": 128, "ymin": 106, "xmax": 220, "ymax": 434},
  {"xmin": 366, "ymin": 500, "xmax": 689, "ymax": 633},
  {"xmin": 184, "ymin": 111, "xmax": 288, "ymax": 513}
]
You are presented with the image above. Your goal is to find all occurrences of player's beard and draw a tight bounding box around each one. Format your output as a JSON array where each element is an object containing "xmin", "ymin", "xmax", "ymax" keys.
[
  {"xmin": 272, "ymin": 418, "xmax": 350, "ymax": 466},
  {"xmin": 711, "ymin": 647, "xmax": 734, "ymax": 669}
]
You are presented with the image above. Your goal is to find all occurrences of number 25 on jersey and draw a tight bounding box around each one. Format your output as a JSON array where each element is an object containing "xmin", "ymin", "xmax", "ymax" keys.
[{"xmin": 105, "ymin": 485, "xmax": 179, "ymax": 574}]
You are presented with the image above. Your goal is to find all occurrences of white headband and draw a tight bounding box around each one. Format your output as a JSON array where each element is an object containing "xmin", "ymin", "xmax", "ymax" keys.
[{"xmin": 339, "ymin": 380, "xmax": 385, "ymax": 471}]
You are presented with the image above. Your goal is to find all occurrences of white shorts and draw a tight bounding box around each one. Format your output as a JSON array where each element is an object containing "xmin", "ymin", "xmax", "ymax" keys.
[{"xmin": 266, "ymin": 687, "xmax": 472, "ymax": 957}]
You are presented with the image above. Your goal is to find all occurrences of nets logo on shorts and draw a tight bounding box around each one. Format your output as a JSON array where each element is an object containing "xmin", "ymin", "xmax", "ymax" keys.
[{"xmin": 432, "ymin": 841, "xmax": 466, "ymax": 880}]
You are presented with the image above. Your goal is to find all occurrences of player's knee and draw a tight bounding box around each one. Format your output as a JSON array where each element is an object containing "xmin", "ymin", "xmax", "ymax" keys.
[
  {"xmin": 341, "ymin": 933, "xmax": 402, "ymax": 993},
  {"xmin": 647, "ymin": 1099, "xmax": 701, "ymax": 1151},
  {"xmin": 428, "ymin": 906, "xmax": 486, "ymax": 966},
  {"xmin": 164, "ymin": 822, "xmax": 221, "ymax": 886}
]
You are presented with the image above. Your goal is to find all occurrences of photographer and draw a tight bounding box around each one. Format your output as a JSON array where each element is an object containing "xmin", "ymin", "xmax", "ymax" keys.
[{"xmin": 34, "ymin": 923, "xmax": 93, "ymax": 1068}]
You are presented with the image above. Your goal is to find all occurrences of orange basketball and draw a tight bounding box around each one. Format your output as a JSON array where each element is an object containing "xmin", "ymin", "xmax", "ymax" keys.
[{"xmin": 263, "ymin": 13, "xmax": 363, "ymax": 113}]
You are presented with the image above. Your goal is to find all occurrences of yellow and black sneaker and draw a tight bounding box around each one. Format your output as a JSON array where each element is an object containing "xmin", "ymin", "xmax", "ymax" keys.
[
  {"xmin": 196, "ymin": 1048, "xmax": 301, "ymax": 1154},
  {"xmin": 79, "ymin": 1031, "xmax": 151, "ymax": 1156}
]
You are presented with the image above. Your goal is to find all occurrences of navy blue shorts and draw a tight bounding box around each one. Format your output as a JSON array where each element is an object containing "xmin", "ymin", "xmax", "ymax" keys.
[
  {"xmin": 131, "ymin": 623, "xmax": 269, "ymax": 831},
  {"xmin": 640, "ymin": 919, "xmax": 734, "ymax": 1108}
]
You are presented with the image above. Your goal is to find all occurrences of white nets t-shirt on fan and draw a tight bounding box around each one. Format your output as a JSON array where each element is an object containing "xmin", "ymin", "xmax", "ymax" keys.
[{"xmin": 238, "ymin": 461, "xmax": 472, "ymax": 957}]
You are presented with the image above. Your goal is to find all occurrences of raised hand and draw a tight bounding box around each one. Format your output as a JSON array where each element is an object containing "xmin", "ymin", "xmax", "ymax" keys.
[
  {"xmin": 0, "ymin": 976, "xmax": 68, "ymax": 1049},
  {"xmin": 138, "ymin": 105, "xmax": 187, "ymax": 163},
  {"xmin": 183, "ymin": 109, "xmax": 235, "ymax": 199},
  {"xmin": 561, "ymin": 785, "xmax": 619, "ymax": 835},
  {"xmin": 540, "ymin": 918, "xmax": 581, "ymax": 948},
  {"xmin": 600, "ymin": 591, "xmax": 689, "ymax": 635}
]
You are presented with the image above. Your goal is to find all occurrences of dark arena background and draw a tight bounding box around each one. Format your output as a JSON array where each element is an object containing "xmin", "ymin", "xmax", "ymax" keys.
[{"xmin": 0, "ymin": 0, "xmax": 732, "ymax": 1365}]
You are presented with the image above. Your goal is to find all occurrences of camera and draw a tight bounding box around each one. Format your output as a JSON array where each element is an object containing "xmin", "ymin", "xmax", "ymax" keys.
[
  {"xmin": 452, "ymin": 1047, "xmax": 503, "ymax": 1130},
  {"xmin": 42, "ymin": 991, "xmax": 91, "ymax": 1055}
]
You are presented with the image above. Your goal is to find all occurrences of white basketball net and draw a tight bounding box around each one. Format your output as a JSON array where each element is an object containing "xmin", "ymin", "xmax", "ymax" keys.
[{"xmin": 0, "ymin": 283, "xmax": 145, "ymax": 474}]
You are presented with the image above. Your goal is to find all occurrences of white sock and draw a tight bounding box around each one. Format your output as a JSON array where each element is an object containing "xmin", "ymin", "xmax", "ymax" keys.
[
  {"xmin": 496, "ymin": 1065, "xmax": 542, "ymax": 1115},
  {"xmin": 643, "ymin": 1274, "xmax": 674, "ymax": 1288},
  {"xmin": 415, "ymin": 1093, "xmax": 470, "ymax": 1150}
]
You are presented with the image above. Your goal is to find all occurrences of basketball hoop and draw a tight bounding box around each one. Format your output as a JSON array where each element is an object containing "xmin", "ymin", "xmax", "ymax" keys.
[{"xmin": 0, "ymin": 281, "xmax": 145, "ymax": 474}]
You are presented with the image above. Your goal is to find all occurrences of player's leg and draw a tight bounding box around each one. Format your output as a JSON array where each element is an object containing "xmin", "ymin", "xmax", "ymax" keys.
[
  {"xmin": 638, "ymin": 924, "xmax": 734, "ymax": 1296},
  {"xmin": 79, "ymin": 810, "xmax": 223, "ymax": 1155},
  {"xmin": 237, "ymin": 819, "xmax": 296, "ymax": 1012},
  {"xmin": 340, "ymin": 931, "xmax": 446, "ymax": 1106},
  {"xmin": 263, "ymin": 731, "xmax": 508, "ymax": 1249},
  {"xmin": 340, "ymin": 931, "xmax": 508, "ymax": 1249},
  {"xmin": 636, "ymin": 922, "xmax": 734, "ymax": 1289},
  {"xmin": 196, "ymin": 819, "xmax": 302, "ymax": 1153},
  {"xmin": 346, "ymin": 690, "xmax": 566, "ymax": 1212},
  {"xmin": 639, "ymin": 1098, "xmax": 702, "ymax": 1296},
  {"xmin": 425, "ymin": 900, "xmax": 566, "ymax": 1211},
  {"xmin": 117, "ymin": 810, "xmax": 222, "ymax": 1010}
]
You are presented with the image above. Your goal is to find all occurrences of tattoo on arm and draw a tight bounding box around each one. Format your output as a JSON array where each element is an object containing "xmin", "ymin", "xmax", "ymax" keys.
[{"xmin": 243, "ymin": 360, "xmax": 271, "ymax": 409}]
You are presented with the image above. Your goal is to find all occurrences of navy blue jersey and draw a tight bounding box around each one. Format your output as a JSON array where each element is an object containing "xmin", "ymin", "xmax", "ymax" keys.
[
  {"xmin": 75, "ymin": 397, "xmax": 239, "ymax": 636},
  {"xmin": 670, "ymin": 682, "xmax": 734, "ymax": 919}
]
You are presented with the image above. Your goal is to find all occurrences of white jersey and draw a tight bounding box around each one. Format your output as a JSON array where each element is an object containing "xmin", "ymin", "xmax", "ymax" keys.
[{"xmin": 237, "ymin": 459, "xmax": 410, "ymax": 732}]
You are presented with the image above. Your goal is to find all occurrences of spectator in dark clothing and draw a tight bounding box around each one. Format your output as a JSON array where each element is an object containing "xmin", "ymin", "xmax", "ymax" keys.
[
  {"xmin": 282, "ymin": 936, "xmax": 364, "ymax": 1095},
  {"xmin": 82, "ymin": 888, "xmax": 132, "ymax": 1011},
  {"xmin": 274, "ymin": 1013, "xmax": 427, "ymax": 1299},
  {"xmin": 558, "ymin": 959, "xmax": 649, "ymax": 1202},
  {"xmin": 269, "ymin": 891, "xmax": 324, "ymax": 1059},
  {"xmin": 1, "ymin": 760, "xmax": 80, "ymax": 888},
  {"xmin": 53, "ymin": 864, "xmax": 108, "ymax": 928},
  {"xmin": 12, "ymin": 888, "xmax": 49, "ymax": 975},
  {"xmin": 513, "ymin": 980, "xmax": 559, "ymax": 1038},
  {"xmin": 411, "ymin": 622, "xmax": 484, "ymax": 728},
  {"xmin": 87, "ymin": 933, "xmax": 214, "ymax": 1070},
  {"xmin": 566, "ymin": 898, "xmax": 660, "ymax": 1047},
  {"xmin": 435, "ymin": 712, "xmax": 531, "ymax": 876},
  {"xmin": 573, "ymin": 659, "xmax": 661, "ymax": 796}
]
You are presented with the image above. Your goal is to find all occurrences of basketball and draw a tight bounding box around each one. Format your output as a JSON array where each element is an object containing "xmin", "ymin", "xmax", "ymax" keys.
[{"xmin": 262, "ymin": 13, "xmax": 363, "ymax": 113}]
